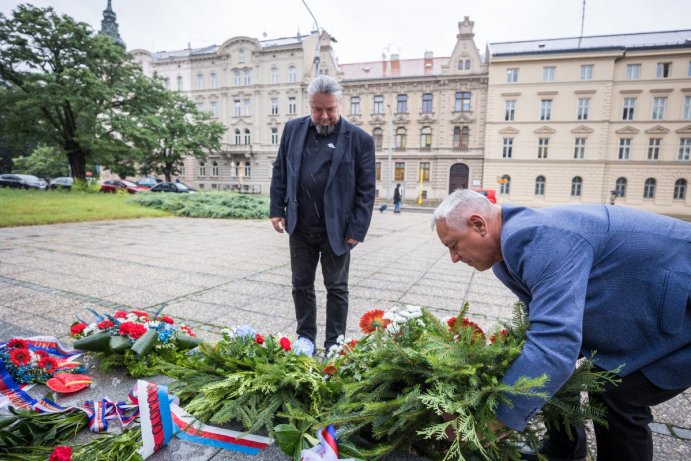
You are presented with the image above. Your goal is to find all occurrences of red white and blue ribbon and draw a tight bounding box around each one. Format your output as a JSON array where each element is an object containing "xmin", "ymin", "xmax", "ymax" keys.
[{"xmin": 301, "ymin": 425, "xmax": 354, "ymax": 461}]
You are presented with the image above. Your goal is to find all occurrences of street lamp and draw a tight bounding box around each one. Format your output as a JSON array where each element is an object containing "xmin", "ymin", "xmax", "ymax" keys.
[
  {"xmin": 387, "ymin": 104, "xmax": 393, "ymax": 201},
  {"xmin": 302, "ymin": 0, "xmax": 320, "ymax": 77}
]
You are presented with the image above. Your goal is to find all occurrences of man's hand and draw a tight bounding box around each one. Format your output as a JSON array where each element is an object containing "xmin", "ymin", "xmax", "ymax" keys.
[
  {"xmin": 271, "ymin": 217, "xmax": 286, "ymax": 233},
  {"xmin": 345, "ymin": 237, "xmax": 360, "ymax": 246}
]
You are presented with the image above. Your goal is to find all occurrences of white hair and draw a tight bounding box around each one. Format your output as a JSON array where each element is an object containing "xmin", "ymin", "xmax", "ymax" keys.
[
  {"xmin": 307, "ymin": 75, "xmax": 342, "ymax": 100},
  {"xmin": 431, "ymin": 189, "xmax": 494, "ymax": 230}
]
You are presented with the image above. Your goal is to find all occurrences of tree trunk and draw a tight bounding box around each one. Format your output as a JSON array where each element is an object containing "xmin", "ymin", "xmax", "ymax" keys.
[{"xmin": 66, "ymin": 147, "xmax": 87, "ymax": 180}]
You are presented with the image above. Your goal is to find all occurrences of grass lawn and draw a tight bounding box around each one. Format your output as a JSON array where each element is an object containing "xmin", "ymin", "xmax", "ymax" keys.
[{"xmin": 0, "ymin": 189, "xmax": 171, "ymax": 227}]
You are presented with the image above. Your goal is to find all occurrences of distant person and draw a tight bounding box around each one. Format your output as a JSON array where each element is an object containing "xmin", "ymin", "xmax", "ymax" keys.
[
  {"xmin": 432, "ymin": 189, "xmax": 690, "ymax": 461},
  {"xmin": 175, "ymin": 177, "xmax": 181, "ymax": 183},
  {"xmin": 269, "ymin": 75, "xmax": 376, "ymax": 353},
  {"xmin": 393, "ymin": 183, "xmax": 402, "ymax": 213}
]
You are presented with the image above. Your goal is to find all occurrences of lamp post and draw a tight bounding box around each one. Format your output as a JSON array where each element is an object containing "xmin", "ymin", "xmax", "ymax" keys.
[
  {"xmin": 302, "ymin": 0, "xmax": 320, "ymax": 77},
  {"xmin": 387, "ymin": 104, "xmax": 393, "ymax": 201}
]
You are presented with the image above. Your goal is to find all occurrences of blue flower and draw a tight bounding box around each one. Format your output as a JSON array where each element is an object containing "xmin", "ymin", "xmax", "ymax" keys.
[
  {"xmin": 235, "ymin": 325, "xmax": 257, "ymax": 339},
  {"xmin": 293, "ymin": 337, "xmax": 315, "ymax": 357}
]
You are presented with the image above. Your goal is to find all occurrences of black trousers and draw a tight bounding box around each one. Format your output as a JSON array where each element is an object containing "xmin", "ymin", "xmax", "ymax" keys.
[
  {"xmin": 545, "ymin": 368, "xmax": 686, "ymax": 461},
  {"xmin": 289, "ymin": 230, "xmax": 350, "ymax": 350}
]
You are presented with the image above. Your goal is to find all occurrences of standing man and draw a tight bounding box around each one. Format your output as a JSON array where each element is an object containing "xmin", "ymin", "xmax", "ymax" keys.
[
  {"xmin": 393, "ymin": 183, "xmax": 402, "ymax": 213},
  {"xmin": 270, "ymin": 75, "xmax": 376, "ymax": 353},
  {"xmin": 432, "ymin": 189, "xmax": 690, "ymax": 461}
]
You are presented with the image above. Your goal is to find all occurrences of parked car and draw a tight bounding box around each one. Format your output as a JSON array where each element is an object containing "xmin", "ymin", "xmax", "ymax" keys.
[
  {"xmin": 49, "ymin": 177, "xmax": 74, "ymax": 190},
  {"xmin": 473, "ymin": 188, "xmax": 497, "ymax": 203},
  {"xmin": 136, "ymin": 177, "xmax": 162, "ymax": 189},
  {"xmin": 0, "ymin": 174, "xmax": 47, "ymax": 189},
  {"xmin": 149, "ymin": 182, "xmax": 196, "ymax": 193},
  {"xmin": 100, "ymin": 179, "xmax": 145, "ymax": 194}
]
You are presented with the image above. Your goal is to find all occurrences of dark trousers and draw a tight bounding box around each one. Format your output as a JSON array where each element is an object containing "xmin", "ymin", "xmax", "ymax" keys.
[
  {"xmin": 545, "ymin": 368, "xmax": 686, "ymax": 461},
  {"xmin": 289, "ymin": 230, "xmax": 350, "ymax": 350}
]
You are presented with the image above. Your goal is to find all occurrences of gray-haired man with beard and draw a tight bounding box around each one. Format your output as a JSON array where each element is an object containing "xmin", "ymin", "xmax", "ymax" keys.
[{"xmin": 269, "ymin": 75, "xmax": 376, "ymax": 353}]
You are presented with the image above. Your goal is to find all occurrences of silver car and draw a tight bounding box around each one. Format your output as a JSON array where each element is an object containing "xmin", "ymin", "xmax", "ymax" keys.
[{"xmin": 0, "ymin": 174, "xmax": 48, "ymax": 189}]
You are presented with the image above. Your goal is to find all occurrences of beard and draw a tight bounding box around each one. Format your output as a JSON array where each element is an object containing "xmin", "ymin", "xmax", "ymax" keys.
[{"xmin": 314, "ymin": 123, "xmax": 336, "ymax": 136}]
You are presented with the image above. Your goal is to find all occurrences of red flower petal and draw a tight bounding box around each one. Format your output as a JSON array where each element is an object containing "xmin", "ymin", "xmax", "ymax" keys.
[{"xmin": 359, "ymin": 309, "xmax": 390, "ymax": 334}]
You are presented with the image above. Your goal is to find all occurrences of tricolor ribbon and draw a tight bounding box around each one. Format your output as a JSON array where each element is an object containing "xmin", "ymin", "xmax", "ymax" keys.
[
  {"xmin": 301, "ymin": 425, "xmax": 354, "ymax": 461},
  {"xmin": 0, "ymin": 354, "xmax": 68, "ymax": 413}
]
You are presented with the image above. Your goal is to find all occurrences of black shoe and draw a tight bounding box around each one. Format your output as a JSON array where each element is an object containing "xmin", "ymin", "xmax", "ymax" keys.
[{"xmin": 518, "ymin": 445, "xmax": 586, "ymax": 461}]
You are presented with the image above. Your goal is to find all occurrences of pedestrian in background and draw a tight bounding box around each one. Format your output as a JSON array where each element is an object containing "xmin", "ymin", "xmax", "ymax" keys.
[
  {"xmin": 269, "ymin": 75, "xmax": 376, "ymax": 353},
  {"xmin": 393, "ymin": 183, "xmax": 402, "ymax": 213}
]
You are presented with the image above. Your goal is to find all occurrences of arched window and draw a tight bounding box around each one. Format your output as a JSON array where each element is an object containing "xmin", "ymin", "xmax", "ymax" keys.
[
  {"xmin": 238, "ymin": 48, "xmax": 245, "ymax": 63},
  {"xmin": 244, "ymin": 128, "xmax": 251, "ymax": 145},
  {"xmin": 395, "ymin": 127, "xmax": 407, "ymax": 149},
  {"xmin": 288, "ymin": 66, "xmax": 297, "ymax": 83},
  {"xmin": 233, "ymin": 70, "xmax": 241, "ymax": 86},
  {"xmin": 571, "ymin": 176, "xmax": 583, "ymax": 196},
  {"xmin": 199, "ymin": 161, "xmax": 206, "ymax": 176},
  {"xmin": 176, "ymin": 76, "xmax": 183, "ymax": 91},
  {"xmin": 464, "ymin": 60, "xmax": 471, "ymax": 70},
  {"xmin": 420, "ymin": 126, "xmax": 432, "ymax": 149},
  {"xmin": 212, "ymin": 161, "xmax": 219, "ymax": 177},
  {"xmin": 643, "ymin": 178, "xmax": 656, "ymax": 199},
  {"xmin": 674, "ymin": 178, "xmax": 687, "ymax": 200},
  {"xmin": 453, "ymin": 126, "xmax": 461, "ymax": 150},
  {"xmin": 373, "ymin": 128, "xmax": 383, "ymax": 149},
  {"xmin": 271, "ymin": 67, "xmax": 279, "ymax": 84},
  {"xmin": 615, "ymin": 177, "xmax": 627, "ymax": 197},
  {"xmin": 535, "ymin": 175, "xmax": 545, "ymax": 195},
  {"xmin": 461, "ymin": 126, "xmax": 469, "ymax": 150},
  {"xmin": 210, "ymin": 72, "xmax": 217, "ymax": 89},
  {"xmin": 500, "ymin": 175, "xmax": 511, "ymax": 194},
  {"xmin": 196, "ymin": 73, "xmax": 204, "ymax": 90},
  {"xmin": 234, "ymin": 129, "xmax": 241, "ymax": 145}
]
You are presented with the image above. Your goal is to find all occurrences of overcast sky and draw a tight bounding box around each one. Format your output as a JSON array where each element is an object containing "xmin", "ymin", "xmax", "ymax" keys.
[{"xmin": 1, "ymin": 0, "xmax": 690, "ymax": 63}]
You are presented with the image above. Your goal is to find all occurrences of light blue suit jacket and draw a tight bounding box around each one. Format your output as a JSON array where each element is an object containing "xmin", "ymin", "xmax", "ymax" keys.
[{"xmin": 493, "ymin": 204, "xmax": 691, "ymax": 431}]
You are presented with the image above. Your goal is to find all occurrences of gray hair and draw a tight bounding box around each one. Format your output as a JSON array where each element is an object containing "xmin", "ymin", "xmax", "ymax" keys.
[
  {"xmin": 307, "ymin": 75, "xmax": 342, "ymax": 101},
  {"xmin": 431, "ymin": 189, "xmax": 495, "ymax": 230}
]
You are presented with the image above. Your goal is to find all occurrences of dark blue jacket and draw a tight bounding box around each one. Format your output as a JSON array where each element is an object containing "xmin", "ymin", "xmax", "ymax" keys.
[
  {"xmin": 270, "ymin": 116, "xmax": 376, "ymax": 255},
  {"xmin": 493, "ymin": 204, "xmax": 691, "ymax": 431}
]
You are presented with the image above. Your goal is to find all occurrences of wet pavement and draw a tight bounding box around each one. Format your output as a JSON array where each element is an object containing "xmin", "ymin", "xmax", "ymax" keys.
[{"xmin": 0, "ymin": 211, "xmax": 689, "ymax": 460}]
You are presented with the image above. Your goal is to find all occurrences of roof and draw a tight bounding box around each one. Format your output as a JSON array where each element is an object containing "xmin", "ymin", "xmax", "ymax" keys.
[
  {"xmin": 340, "ymin": 57, "xmax": 449, "ymax": 80},
  {"xmin": 489, "ymin": 29, "xmax": 691, "ymax": 57},
  {"xmin": 144, "ymin": 35, "xmax": 306, "ymax": 61}
]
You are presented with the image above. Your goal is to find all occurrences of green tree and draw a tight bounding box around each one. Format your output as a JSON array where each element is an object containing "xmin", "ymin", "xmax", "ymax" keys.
[
  {"xmin": 0, "ymin": 5, "xmax": 152, "ymax": 180},
  {"xmin": 12, "ymin": 145, "xmax": 69, "ymax": 178}
]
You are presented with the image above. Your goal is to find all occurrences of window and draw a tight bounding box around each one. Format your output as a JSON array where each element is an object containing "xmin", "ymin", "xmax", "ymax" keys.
[
  {"xmin": 196, "ymin": 102, "xmax": 204, "ymax": 111},
  {"xmin": 394, "ymin": 162, "xmax": 405, "ymax": 181},
  {"xmin": 396, "ymin": 94, "xmax": 408, "ymax": 113},
  {"xmin": 373, "ymin": 128, "xmax": 383, "ymax": 149},
  {"xmin": 643, "ymin": 178, "xmax": 656, "ymax": 199},
  {"xmin": 244, "ymin": 162, "xmax": 251, "ymax": 177},
  {"xmin": 420, "ymin": 127, "xmax": 432, "ymax": 149},
  {"xmin": 288, "ymin": 97, "xmax": 296, "ymax": 114},
  {"xmin": 648, "ymin": 138, "xmax": 661, "ymax": 160},
  {"xmin": 176, "ymin": 76, "xmax": 183, "ymax": 91},
  {"xmin": 350, "ymin": 96, "xmax": 361, "ymax": 115},
  {"xmin": 688, "ymin": 61, "xmax": 691, "ymax": 77},
  {"xmin": 271, "ymin": 98, "xmax": 278, "ymax": 115},
  {"xmin": 453, "ymin": 127, "xmax": 461, "ymax": 150},
  {"xmin": 618, "ymin": 138, "xmax": 631, "ymax": 160},
  {"xmin": 419, "ymin": 162, "xmax": 430, "ymax": 181},
  {"xmin": 271, "ymin": 127, "xmax": 279, "ymax": 145},
  {"xmin": 571, "ymin": 176, "xmax": 583, "ymax": 197},
  {"xmin": 461, "ymin": 126, "xmax": 469, "ymax": 150},
  {"xmin": 199, "ymin": 161, "xmax": 206, "ymax": 176},
  {"xmin": 500, "ymin": 175, "xmax": 511, "ymax": 194},
  {"xmin": 373, "ymin": 95, "xmax": 384, "ymax": 114},
  {"xmin": 577, "ymin": 98, "xmax": 590, "ymax": 120},
  {"xmin": 395, "ymin": 127, "xmax": 407, "ymax": 149},
  {"xmin": 209, "ymin": 101, "xmax": 217, "ymax": 116},
  {"xmin": 683, "ymin": 96, "xmax": 691, "ymax": 120},
  {"xmin": 538, "ymin": 138, "xmax": 549, "ymax": 159},
  {"xmin": 271, "ymin": 67, "xmax": 278, "ymax": 84},
  {"xmin": 679, "ymin": 138, "xmax": 691, "ymax": 160},
  {"xmin": 230, "ymin": 161, "xmax": 237, "ymax": 177},
  {"xmin": 243, "ymin": 70, "xmax": 251, "ymax": 86},
  {"xmin": 164, "ymin": 78, "xmax": 170, "ymax": 89},
  {"xmin": 535, "ymin": 175, "xmax": 545, "ymax": 195},
  {"xmin": 375, "ymin": 162, "xmax": 381, "ymax": 181},
  {"xmin": 244, "ymin": 128, "xmax": 251, "ymax": 145},
  {"xmin": 465, "ymin": 60, "xmax": 470, "ymax": 70},
  {"xmin": 234, "ymin": 99, "xmax": 241, "ymax": 116},
  {"xmin": 674, "ymin": 179, "xmax": 687, "ymax": 200},
  {"xmin": 615, "ymin": 177, "xmax": 627, "ymax": 197},
  {"xmin": 422, "ymin": 93, "xmax": 433, "ymax": 113},
  {"xmin": 506, "ymin": 68, "xmax": 519, "ymax": 83},
  {"xmin": 652, "ymin": 97, "xmax": 666, "ymax": 120},
  {"xmin": 288, "ymin": 66, "xmax": 297, "ymax": 83},
  {"xmin": 455, "ymin": 92, "xmax": 471, "ymax": 112},
  {"xmin": 622, "ymin": 98, "xmax": 636, "ymax": 120},
  {"xmin": 238, "ymin": 49, "xmax": 245, "ymax": 63},
  {"xmin": 540, "ymin": 99, "xmax": 552, "ymax": 121},
  {"xmin": 196, "ymin": 73, "xmax": 204, "ymax": 89},
  {"xmin": 504, "ymin": 100, "xmax": 516, "ymax": 121},
  {"xmin": 574, "ymin": 137, "xmax": 586, "ymax": 159},
  {"xmin": 580, "ymin": 64, "xmax": 593, "ymax": 80},
  {"xmin": 234, "ymin": 129, "xmax": 241, "ymax": 145},
  {"xmin": 180, "ymin": 164, "xmax": 185, "ymax": 176},
  {"xmin": 211, "ymin": 161, "xmax": 219, "ymax": 177},
  {"xmin": 233, "ymin": 70, "xmax": 241, "ymax": 86},
  {"xmin": 210, "ymin": 72, "xmax": 217, "ymax": 89},
  {"xmin": 626, "ymin": 64, "xmax": 640, "ymax": 80},
  {"xmin": 656, "ymin": 62, "xmax": 671, "ymax": 78},
  {"xmin": 543, "ymin": 66, "xmax": 556, "ymax": 81},
  {"xmin": 502, "ymin": 138, "xmax": 513, "ymax": 158},
  {"xmin": 243, "ymin": 98, "xmax": 251, "ymax": 116}
]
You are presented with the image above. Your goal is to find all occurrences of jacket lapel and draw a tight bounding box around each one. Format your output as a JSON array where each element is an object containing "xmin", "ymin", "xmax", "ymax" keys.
[
  {"xmin": 289, "ymin": 117, "xmax": 311, "ymax": 191},
  {"xmin": 325, "ymin": 118, "xmax": 350, "ymax": 189}
]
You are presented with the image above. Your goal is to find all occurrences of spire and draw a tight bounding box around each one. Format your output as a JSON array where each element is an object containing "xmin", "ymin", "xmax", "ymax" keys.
[{"xmin": 99, "ymin": 0, "xmax": 126, "ymax": 48}]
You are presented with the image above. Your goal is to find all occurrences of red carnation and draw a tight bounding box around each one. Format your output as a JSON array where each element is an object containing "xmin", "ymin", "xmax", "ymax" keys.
[
  {"xmin": 490, "ymin": 329, "xmax": 508, "ymax": 344},
  {"xmin": 97, "ymin": 320, "xmax": 114, "ymax": 330},
  {"xmin": 7, "ymin": 338, "xmax": 28, "ymax": 349},
  {"xmin": 255, "ymin": 333, "xmax": 264, "ymax": 344},
  {"xmin": 39, "ymin": 356, "xmax": 59, "ymax": 371},
  {"xmin": 9, "ymin": 348, "xmax": 31, "ymax": 366},
  {"xmin": 114, "ymin": 311, "xmax": 128, "ymax": 319},
  {"xmin": 34, "ymin": 349, "xmax": 49, "ymax": 359},
  {"xmin": 49, "ymin": 445, "xmax": 72, "ymax": 461},
  {"xmin": 119, "ymin": 322, "xmax": 134, "ymax": 335},
  {"xmin": 127, "ymin": 323, "xmax": 147, "ymax": 339},
  {"xmin": 160, "ymin": 316, "xmax": 174, "ymax": 324},
  {"xmin": 131, "ymin": 310, "xmax": 150, "ymax": 319},
  {"xmin": 447, "ymin": 317, "xmax": 458, "ymax": 329},
  {"xmin": 70, "ymin": 323, "xmax": 87, "ymax": 336},
  {"xmin": 279, "ymin": 337, "xmax": 291, "ymax": 351},
  {"xmin": 181, "ymin": 325, "xmax": 196, "ymax": 337}
]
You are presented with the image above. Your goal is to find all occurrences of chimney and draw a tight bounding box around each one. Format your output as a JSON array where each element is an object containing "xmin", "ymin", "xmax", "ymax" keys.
[
  {"xmin": 424, "ymin": 50, "xmax": 433, "ymax": 73},
  {"xmin": 390, "ymin": 53, "xmax": 400, "ymax": 76}
]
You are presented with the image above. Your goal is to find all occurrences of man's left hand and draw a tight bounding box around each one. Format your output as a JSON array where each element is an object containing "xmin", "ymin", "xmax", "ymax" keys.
[{"xmin": 345, "ymin": 237, "xmax": 360, "ymax": 246}]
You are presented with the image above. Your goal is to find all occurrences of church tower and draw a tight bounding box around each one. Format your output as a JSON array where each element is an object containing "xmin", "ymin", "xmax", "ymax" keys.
[{"xmin": 98, "ymin": 0, "xmax": 125, "ymax": 48}]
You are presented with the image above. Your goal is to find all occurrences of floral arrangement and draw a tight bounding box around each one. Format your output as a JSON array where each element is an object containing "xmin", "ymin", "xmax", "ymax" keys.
[
  {"xmin": 69, "ymin": 308, "xmax": 201, "ymax": 377},
  {"xmin": 0, "ymin": 338, "xmax": 85, "ymax": 385}
]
